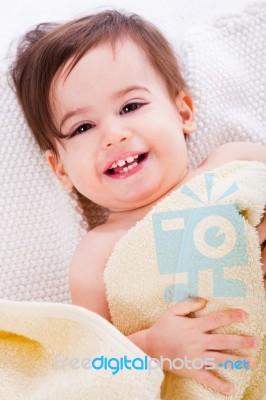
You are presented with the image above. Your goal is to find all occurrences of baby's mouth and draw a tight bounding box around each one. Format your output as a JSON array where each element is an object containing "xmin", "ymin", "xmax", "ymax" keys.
[{"xmin": 105, "ymin": 152, "xmax": 149, "ymax": 176}]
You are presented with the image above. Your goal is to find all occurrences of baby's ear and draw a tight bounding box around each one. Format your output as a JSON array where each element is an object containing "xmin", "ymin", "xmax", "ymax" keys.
[
  {"xmin": 45, "ymin": 149, "xmax": 74, "ymax": 190},
  {"xmin": 175, "ymin": 91, "xmax": 196, "ymax": 134}
]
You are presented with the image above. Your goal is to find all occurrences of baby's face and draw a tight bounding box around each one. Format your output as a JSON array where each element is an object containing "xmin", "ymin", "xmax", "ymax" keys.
[{"xmin": 46, "ymin": 39, "xmax": 195, "ymax": 212}]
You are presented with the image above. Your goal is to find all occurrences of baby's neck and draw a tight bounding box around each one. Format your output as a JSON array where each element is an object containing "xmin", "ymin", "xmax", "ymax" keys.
[{"xmin": 107, "ymin": 167, "xmax": 196, "ymax": 227}]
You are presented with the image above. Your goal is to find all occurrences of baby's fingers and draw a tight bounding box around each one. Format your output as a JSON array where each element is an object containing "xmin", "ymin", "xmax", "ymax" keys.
[
  {"xmin": 193, "ymin": 369, "xmax": 233, "ymax": 395},
  {"xmin": 168, "ymin": 298, "xmax": 206, "ymax": 316},
  {"xmin": 206, "ymin": 334, "xmax": 258, "ymax": 351},
  {"xmin": 198, "ymin": 309, "xmax": 247, "ymax": 332}
]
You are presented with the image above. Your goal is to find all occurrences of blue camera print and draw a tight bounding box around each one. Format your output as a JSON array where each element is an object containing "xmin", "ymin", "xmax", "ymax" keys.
[{"xmin": 152, "ymin": 180, "xmax": 248, "ymax": 302}]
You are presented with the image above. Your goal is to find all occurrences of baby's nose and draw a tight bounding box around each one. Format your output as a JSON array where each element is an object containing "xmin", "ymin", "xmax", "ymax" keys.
[
  {"xmin": 101, "ymin": 126, "xmax": 132, "ymax": 148},
  {"xmin": 104, "ymin": 135, "xmax": 128, "ymax": 148}
]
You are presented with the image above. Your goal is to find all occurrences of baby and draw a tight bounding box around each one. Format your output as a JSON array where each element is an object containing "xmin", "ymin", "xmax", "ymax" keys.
[{"xmin": 11, "ymin": 10, "xmax": 266, "ymax": 397}]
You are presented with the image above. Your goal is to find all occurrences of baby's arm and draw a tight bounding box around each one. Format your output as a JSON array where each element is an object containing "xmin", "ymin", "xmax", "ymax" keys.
[
  {"xmin": 69, "ymin": 230, "xmax": 112, "ymax": 321},
  {"xmin": 70, "ymin": 230, "xmax": 257, "ymax": 396}
]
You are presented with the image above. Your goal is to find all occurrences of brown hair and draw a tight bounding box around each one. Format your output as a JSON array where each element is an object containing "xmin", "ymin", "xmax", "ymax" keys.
[{"xmin": 10, "ymin": 9, "xmax": 187, "ymax": 162}]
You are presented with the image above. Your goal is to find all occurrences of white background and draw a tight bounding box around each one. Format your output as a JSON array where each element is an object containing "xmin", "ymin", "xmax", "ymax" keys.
[{"xmin": 0, "ymin": 0, "xmax": 254, "ymax": 68}]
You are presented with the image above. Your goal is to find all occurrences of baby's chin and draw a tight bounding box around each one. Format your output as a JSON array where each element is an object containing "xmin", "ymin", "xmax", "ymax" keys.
[
  {"xmin": 100, "ymin": 165, "xmax": 191, "ymax": 213},
  {"xmin": 106, "ymin": 192, "xmax": 166, "ymax": 216}
]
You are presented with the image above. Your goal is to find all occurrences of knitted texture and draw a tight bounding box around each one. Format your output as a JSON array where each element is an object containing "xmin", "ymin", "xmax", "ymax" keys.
[
  {"xmin": 0, "ymin": 76, "xmax": 88, "ymax": 303},
  {"xmin": 180, "ymin": 2, "xmax": 266, "ymax": 167},
  {"xmin": 0, "ymin": 1, "xmax": 265, "ymax": 303}
]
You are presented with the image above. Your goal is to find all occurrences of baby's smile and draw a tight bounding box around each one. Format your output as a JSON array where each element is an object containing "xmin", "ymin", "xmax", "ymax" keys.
[{"xmin": 104, "ymin": 152, "xmax": 149, "ymax": 179}]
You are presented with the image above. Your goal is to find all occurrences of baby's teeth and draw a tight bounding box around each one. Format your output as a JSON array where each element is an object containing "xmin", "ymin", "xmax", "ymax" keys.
[
  {"xmin": 118, "ymin": 161, "xmax": 139, "ymax": 174},
  {"xmin": 114, "ymin": 156, "xmax": 140, "ymax": 173},
  {"xmin": 126, "ymin": 156, "xmax": 134, "ymax": 163},
  {"xmin": 117, "ymin": 159, "xmax": 126, "ymax": 167}
]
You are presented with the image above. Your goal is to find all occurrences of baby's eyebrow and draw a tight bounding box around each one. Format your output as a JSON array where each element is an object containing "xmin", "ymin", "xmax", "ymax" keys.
[
  {"xmin": 60, "ymin": 107, "xmax": 92, "ymax": 130},
  {"xmin": 110, "ymin": 85, "xmax": 151, "ymax": 100},
  {"xmin": 60, "ymin": 85, "xmax": 150, "ymax": 129}
]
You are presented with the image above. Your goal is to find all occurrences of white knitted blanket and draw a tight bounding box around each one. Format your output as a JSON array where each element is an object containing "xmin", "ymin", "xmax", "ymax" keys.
[
  {"xmin": 0, "ymin": 1, "xmax": 265, "ymax": 303},
  {"xmin": 0, "ymin": 79, "xmax": 87, "ymax": 302},
  {"xmin": 180, "ymin": 2, "xmax": 266, "ymax": 167}
]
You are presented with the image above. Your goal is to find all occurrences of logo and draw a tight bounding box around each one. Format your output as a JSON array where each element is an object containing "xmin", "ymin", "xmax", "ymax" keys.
[
  {"xmin": 53, "ymin": 354, "xmax": 251, "ymax": 374},
  {"xmin": 152, "ymin": 173, "xmax": 247, "ymax": 301}
]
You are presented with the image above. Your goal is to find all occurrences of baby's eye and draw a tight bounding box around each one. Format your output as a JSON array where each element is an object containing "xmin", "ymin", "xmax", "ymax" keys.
[
  {"xmin": 120, "ymin": 102, "xmax": 144, "ymax": 115},
  {"xmin": 69, "ymin": 123, "xmax": 94, "ymax": 138}
]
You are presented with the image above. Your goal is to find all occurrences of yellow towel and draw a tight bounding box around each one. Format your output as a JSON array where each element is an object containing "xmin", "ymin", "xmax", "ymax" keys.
[
  {"xmin": 0, "ymin": 300, "xmax": 163, "ymax": 399},
  {"xmin": 104, "ymin": 161, "xmax": 266, "ymax": 400}
]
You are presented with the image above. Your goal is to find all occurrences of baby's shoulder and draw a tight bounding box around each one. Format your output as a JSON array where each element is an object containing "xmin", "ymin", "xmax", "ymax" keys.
[
  {"xmin": 74, "ymin": 225, "xmax": 112, "ymax": 264},
  {"xmin": 74, "ymin": 221, "xmax": 128, "ymax": 267},
  {"xmin": 196, "ymin": 143, "xmax": 239, "ymax": 174}
]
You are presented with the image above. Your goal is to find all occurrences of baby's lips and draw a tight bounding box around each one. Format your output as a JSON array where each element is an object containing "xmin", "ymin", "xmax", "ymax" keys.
[{"xmin": 103, "ymin": 150, "xmax": 144, "ymax": 172}]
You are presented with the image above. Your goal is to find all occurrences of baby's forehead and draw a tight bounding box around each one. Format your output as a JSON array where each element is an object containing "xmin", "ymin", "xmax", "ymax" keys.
[
  {"xmin": 49, "ymin": 37, "xmax": 162, "ymax": 119},
  {"xmin": 67, "ymin": 37, "xmax": 148, "ymax": 71},
  {"xmin": 52, "ymin": 37, "xmax": 155, "ymax": 94}
]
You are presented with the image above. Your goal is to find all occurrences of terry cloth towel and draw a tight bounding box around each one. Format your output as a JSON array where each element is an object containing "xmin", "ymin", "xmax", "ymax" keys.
[
  {"xmin": 104, "ymin": 161, "xmax": 266, "ymax": 400},
  {"xmin": 0, "ymin": 300, "xmax": 163, "ymax": 400}
]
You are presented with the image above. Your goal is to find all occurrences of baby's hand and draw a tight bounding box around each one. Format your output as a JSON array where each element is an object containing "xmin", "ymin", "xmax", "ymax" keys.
[{"xmin": 146, "ymin": 299, "xmax": 257, "ymax": 396}]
